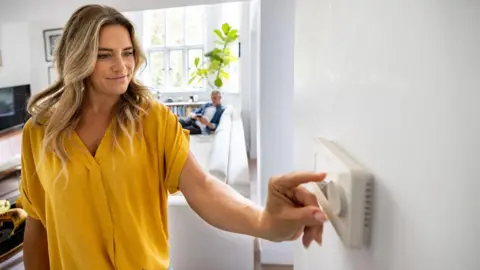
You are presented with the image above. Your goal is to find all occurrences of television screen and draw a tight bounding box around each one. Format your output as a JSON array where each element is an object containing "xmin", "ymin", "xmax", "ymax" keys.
[
  {"xmin": 0, "ymin": 85, "xmax": 31, "ymax": 134},
  {"xmin": 0, "ymin": 88, "xmax": 14, "ymax": 117}
]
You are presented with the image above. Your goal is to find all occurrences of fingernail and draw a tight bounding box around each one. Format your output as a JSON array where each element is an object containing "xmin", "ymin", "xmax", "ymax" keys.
[
  {"xmin": 305, "ymin": 239, "xmax": 312, "ymax": 249},
  {"xmin": 316, "ymin": 235, "xmax": 323, "ymax": 246},
  {"xmin": 314, "ymin": 212, "xmax": 325, "ymax": 222}
]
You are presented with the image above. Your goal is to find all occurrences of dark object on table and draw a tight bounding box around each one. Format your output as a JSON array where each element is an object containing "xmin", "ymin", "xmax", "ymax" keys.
[{"xmin": 0, "ymin": 204, "xmax": 26, "ymax": 264}]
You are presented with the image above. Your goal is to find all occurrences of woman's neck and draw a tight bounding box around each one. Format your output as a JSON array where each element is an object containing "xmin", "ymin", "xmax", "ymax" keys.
[{"xmin": 82, "ymin": 88, "xmax": 120, "ymax": 114}]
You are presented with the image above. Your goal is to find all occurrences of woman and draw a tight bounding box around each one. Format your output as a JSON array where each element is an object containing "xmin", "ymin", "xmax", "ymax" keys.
[{"xmin": 21, "ymin": 4, "xmax": 326, "ymax": 270}]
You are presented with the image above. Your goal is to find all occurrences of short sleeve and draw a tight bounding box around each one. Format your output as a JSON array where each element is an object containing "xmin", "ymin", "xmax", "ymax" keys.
[
  {"xmin": 163, "ymin": 108, "xmax": 190, "ymax": 194},
  {"xmin": 19, "ymin": 120, "xmax": 44, "ymax": 220}
]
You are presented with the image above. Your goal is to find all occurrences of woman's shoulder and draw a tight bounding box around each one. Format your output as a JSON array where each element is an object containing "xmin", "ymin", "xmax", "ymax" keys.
[
  {"xmin": 23, "ymin": 117, "xmax": 46, "ymax": 139},
  {"xmin": 143, "ymin": 100, "xmax": 171, "ymax": 124}
]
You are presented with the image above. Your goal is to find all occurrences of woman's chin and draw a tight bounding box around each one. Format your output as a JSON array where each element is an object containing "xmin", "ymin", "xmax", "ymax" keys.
[{"xmin": 108, "ymin": 82, "xmax": 130, "ymax": 95}]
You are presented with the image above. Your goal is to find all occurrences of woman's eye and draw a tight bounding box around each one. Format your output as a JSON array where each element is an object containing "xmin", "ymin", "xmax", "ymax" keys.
[
  {"xmin": 123, "ymin": 52, "xmax": 134, "ymax": 57},
  {"xmin": 98, "ymin": 54, "xmax": 111, "ymax": 59}
]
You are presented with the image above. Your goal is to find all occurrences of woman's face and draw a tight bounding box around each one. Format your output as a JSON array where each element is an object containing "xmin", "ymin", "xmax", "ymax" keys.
[{"xmin": 88, "ymin": 25, "xmax": 135, "ymax": 96}]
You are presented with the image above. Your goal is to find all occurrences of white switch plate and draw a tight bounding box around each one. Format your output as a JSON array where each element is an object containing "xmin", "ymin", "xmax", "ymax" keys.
[{"xmin": 303, "ymin": 137, "xmax": 374, "ymax": 249}]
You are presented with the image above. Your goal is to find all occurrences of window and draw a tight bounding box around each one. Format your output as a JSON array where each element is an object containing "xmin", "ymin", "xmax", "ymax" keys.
[
  {"xmin": 143, "ymin": 6, "xmax": 206, "ymax": 92},
  {"xmin": 139, "ymin": 4, "xmax": 243, "ymax": 93},
  {"xmin": 219, "ymin": 2, "xmax": 242, "ymax": 93}
]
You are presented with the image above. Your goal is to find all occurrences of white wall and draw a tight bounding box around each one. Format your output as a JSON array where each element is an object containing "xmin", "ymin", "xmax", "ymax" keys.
[
  {"xmin": 0, "ymin": 0, "xmax": 245, "ymax": 24},
  {"xmin": 0, "ymin": 1, "xmax": 249, "ymax": 110},
  {"xmin": 0, "ymin": 22, "xmax": 30, "ymax": 88},
  {"xmin": 247, "ymin": 0, "xmax": 260, "ymax": 159},
  {"xmin": 294, "ymin": 1, "xmax": 480, "ymax": 270},
  {"xmin": 239, "ymin": 2, "xmax": 252, "ymax": 156},
  {"xmin": 28, "ymin": 20, "xmax": 66, "ymax": 95},
  {"xmin": 257, "ymin": 0, "xmax": 296, "ymax": 265}
]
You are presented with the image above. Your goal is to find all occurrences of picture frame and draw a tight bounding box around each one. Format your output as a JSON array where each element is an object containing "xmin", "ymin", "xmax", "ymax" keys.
[{"xmin": 43, "ymin": 28, "xmax": 63, "ymax": 62}]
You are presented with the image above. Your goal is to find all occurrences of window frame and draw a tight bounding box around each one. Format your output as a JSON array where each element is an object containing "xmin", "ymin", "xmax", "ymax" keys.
[{"xmin": 144, "ymin": 7, "xmax": 207, "ymax": 93}]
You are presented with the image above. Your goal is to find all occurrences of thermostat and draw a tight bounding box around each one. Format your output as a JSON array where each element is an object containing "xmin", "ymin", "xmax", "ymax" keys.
[{"xmin": 304, "ymin": 137, "xmax": 374, "ymax": 249}]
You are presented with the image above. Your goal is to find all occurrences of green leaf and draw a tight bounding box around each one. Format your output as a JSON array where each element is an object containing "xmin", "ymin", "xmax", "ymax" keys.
[
  {"xmin": 204, "ymin": 50, "xmax": 214, "ymax": 57},
  {"xmin": 225, "ymin": 55, "xmax": 238, "ymax": 62},
  {"xmin": 215, "ymin": 77, "xmax": 223, "ymax": 88},
  {"xmin": 194, "ymin": 57, "xmax": 200, "ymax": 67},
  {"xmin": 216, "ymin": 52, "xmax": 227, "ymax": 59},
  {"xmin": 214, "ymin": 29, "xmax": 225, "ymax": 41},
  {"xmin": 220, "ymin": 70, "xmax": 229, "ymax": 79},
  {"xmin": 210, "ymin": 54, "xmax": 223, "ymax": 63},
  {"xmin": 200, "ymin": 69, "xmax": 209, "ymax": 76},
  {"xmin": 209, "ymin": 60, "xmax": 221, "ymax": 70},
  {"xmin": 228, "ymin": 29, "xmax": 238, "ymax": 39},
  {"xmin": 213, "ymin": 40, "xmax": 224, "ymax": 46},
  {"xmin": 222, "ymin": 23, "xmax": 231, "ymax": 35},
  {"xmin": 188, "ymin": 76, "xmax": 197, "ymax": 85}
]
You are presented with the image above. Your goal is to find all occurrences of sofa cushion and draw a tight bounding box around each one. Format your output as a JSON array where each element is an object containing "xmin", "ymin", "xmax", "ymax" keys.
[
  {"xmin": 207, "ymin": 106, "xmax": 233, "ymax": 182},
  {"xmin": 226, "ymin": 110, "xmax": 250, "ymax": 189},
  {"xmin": 189, "ymin": 135, "xmax": 215, "ymax": 170}
]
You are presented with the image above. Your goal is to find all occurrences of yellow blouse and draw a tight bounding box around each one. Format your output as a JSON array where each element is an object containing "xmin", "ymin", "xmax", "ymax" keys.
[{"xmin": 20, "ymin": 101, "xmax": 189, "ymax": 269}]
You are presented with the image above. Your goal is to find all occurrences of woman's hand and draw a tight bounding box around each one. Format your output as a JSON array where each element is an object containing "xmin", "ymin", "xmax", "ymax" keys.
[{"xmin": 259, "ymin": 172, "xmax": 326, "ymax": 248}]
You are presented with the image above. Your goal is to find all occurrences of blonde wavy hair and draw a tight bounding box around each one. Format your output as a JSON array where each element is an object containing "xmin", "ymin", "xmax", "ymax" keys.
[{"xmin": 28, "ymin": 5, "xmax": 153, "ymax": 171}]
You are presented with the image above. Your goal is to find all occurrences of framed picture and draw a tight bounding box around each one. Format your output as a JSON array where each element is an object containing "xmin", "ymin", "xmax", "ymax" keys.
[
  {"xmin": 48, "ymin": 65, "xmax": 59, "ymax": 85},
  {"xmin": 43, "ymin": 28, "xmax": 63, "ymax": 62}
]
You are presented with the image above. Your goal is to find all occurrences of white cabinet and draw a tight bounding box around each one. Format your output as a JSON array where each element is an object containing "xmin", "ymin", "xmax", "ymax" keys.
[{"xmin": 0, "ymin": 131, "xmax": 22, "ymax": 174}]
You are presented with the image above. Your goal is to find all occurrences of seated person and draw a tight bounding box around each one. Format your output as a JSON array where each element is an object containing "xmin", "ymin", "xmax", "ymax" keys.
[{"xmin": 179, "ymin": 90, "xmax": 225, "ymax": 135}]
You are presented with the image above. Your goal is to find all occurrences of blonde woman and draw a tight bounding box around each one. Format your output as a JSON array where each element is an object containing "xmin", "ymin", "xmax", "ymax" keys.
[{"xmin": 21, "ymin": 5, "xmax": 326, "ymax": 270}]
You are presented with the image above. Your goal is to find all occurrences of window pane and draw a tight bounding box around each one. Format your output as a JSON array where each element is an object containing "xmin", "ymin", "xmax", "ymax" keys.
[
  {"xmin": 146, "ymin": 10, "xmax": 166, "ymax": 46},
  {"xmin": 169, "ymin": 50, "xmax": 184, "ymax": 88},
  {"xmin": 166, "ymin": 8, "xmax": 185, "ymax": 46},
  {"xmin": 188, "ymin": 49, "xmax": 203, "ymax": 88},
  {"xmin": 186, "ymin": 6, "xmax": 205, "ymax": 45},
  {"xmin": 222, "ymin": 43, "xmax": 240, "ymax": 92},
  {"xmin": 150, "ymin": 51, "xmax": 165, "ymax": 88}
]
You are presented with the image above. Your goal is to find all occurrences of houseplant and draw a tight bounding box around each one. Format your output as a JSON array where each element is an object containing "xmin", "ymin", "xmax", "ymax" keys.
[{"xmin": 189, "ymin": 23, "xmax": 239, "ymax": 89}]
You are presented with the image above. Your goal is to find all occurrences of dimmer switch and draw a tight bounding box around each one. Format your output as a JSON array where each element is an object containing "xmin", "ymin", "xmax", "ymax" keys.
[{"xmin": 305, "ymin": 138, "xmax": 374, "ymax": 249}]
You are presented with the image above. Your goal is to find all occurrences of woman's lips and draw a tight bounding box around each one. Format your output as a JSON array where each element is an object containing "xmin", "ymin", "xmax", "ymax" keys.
[{"xmin": 107, "ymin": 75, "xmax": 128, "ymax": 80}]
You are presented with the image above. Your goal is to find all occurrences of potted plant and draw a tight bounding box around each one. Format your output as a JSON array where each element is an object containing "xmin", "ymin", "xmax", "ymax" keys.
[{"xmin": 189, "ymin": 23, "xmax": 239, "ymax": 89}]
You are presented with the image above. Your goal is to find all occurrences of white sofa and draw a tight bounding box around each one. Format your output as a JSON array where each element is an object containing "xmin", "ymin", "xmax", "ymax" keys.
[
  {"xmin": 187, "ymin": 105, "xmax": 250, "ymax": 196},
  {"xmin": 167, "ymin": 105, "xmax": 254, "ymax": 270}
]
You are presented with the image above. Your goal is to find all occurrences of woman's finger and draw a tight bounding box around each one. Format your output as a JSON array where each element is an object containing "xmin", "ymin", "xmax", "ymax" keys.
[
  {"xmin": 293, "ymin": 186, "xmax": 324, "ymax": 246},
  {"xmin": 302, "ymin": 226, "xmax": 315, "ymax": 248},
  {"xmin": 273, "ymin": 172, "xmax": 326, "ymax": 189},
  {"xmin": 293, "ymin": 185, "xmax": 320, "ymax": 208},
  {"xmin": 282, "ymin": 205, "xmax": 325, "ymax": 226},
  {"xmin": 314, "ymin": 222, "xmax": 324, "ymax": 245}
]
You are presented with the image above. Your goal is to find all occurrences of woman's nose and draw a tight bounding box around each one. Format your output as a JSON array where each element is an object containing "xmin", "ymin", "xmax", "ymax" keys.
[{"xmin": 112, "ymin": 57, "xmax": 126, "ymax": 73}]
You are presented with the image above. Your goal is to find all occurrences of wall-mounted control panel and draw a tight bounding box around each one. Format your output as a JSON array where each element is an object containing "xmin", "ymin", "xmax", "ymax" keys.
[{"xmin": 303, "ymin": 137, "xmax": 374, "ymax": 249}]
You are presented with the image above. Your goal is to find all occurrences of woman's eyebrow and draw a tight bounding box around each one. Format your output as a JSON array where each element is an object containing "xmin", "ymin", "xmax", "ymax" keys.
[{"xmin": 98, "ymin": 46, "xmax": 133, "ymax": 52}]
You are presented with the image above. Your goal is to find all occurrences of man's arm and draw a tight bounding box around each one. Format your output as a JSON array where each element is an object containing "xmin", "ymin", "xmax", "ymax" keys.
[
  {"xmin": 199, "ymin": 118, "xmax": 216, "ymax": 130},
  {"xmin": 192, "ymin": 104, "xmax": 206, "ymax": 116},
  {"xmin": 23, "ymin": 217, "xmax": 49, "ymax": 270},
  {"xmin": 179, "ymin": 152, "xmax": 265, "ymax": 238}
]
